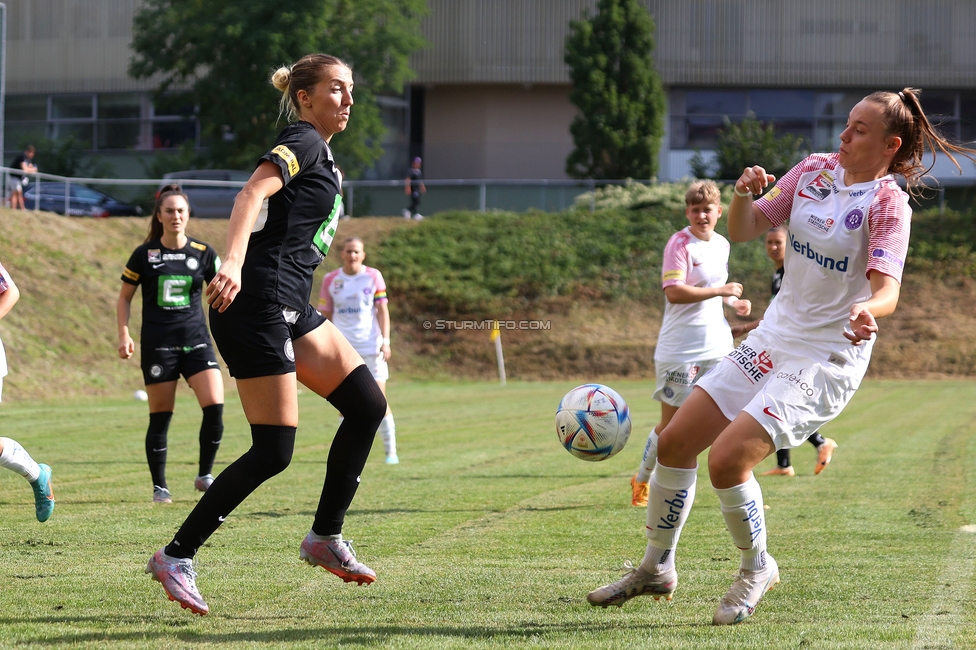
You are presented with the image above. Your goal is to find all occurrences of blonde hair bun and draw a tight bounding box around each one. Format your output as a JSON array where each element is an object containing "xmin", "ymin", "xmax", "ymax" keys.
[{"xmin": 271, "ymin": 66, "xmax": 291, "ymax": 92}]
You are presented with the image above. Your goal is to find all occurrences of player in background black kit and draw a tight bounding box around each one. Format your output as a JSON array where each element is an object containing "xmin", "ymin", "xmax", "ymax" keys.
[
  {"xmin": 730, "ymin": 224, "xmax": 838, "ymax": 476},
  {"xmin": 117, "ymin": 185, "xmax": 225, "ymax": 504},
  {"xmin": 146, "ymin": 54, "xmax": 387, "ymax": 616},
  {"xmin": 403, "ymin": 156, "xmax": 426, "ymax": 220}
]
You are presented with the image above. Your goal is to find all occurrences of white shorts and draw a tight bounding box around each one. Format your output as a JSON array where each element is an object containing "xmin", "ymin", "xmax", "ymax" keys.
[
  {"xmin": 653, "ymin": 358, "xmax": 723, "ymax": 407},
  {"xmin": 696, "ymin": 327, "xmax": 872, "ymax": 450},
  {"xmin": 361, "ymin": 353, "xmax": 389, "ymax": 383}
]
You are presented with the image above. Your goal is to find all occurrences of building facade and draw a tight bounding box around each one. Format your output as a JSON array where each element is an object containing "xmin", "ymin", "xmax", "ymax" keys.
[{"xmin": 5, "ymin": 0, "xmax": 976, "ymax": 183}]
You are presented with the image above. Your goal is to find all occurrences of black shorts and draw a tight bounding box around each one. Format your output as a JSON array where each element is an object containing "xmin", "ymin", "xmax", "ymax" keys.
[
  {"xmin": 209, "ymin": 293, "xmax": 326, "ymax": 379},
  {"xmin": 141, "ymin": 342, "xmax": 219, "ymax": 385}
]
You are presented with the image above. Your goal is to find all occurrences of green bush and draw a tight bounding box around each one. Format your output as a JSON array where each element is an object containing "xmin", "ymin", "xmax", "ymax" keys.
[{"xmin": 376, "ymin": 207, "xmax": 768, "ymax": 317}]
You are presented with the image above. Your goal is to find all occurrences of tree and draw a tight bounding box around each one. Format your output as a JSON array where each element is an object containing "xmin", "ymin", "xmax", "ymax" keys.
[
  {"xmin": 130, "ymin": 0, "xmax": 427, "ymax": 176},
  {"xmin": 690, "ymin": 114, "xmax": 806, "ymax": 181},
  {"xmin": 564, "ymin": 0, "xmax": 666, "ymax": 180}
]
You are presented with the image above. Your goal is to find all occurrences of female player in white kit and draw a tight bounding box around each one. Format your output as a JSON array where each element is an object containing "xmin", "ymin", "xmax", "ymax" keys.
[
  {"xmin": 630, "ymin": 180, "xmax": 751, "ymax": 507},
  {"xmin": 587, "ymin": 88, "xmax": 976, "ymax": 624},
  {"xmin": 320, "ymin": 237, "xmax": 397, "ymax": 464}
]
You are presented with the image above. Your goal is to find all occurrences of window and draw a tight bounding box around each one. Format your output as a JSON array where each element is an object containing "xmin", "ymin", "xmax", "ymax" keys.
[
  {"xmin": 4, "ymin": 92, "xmax": 200, "ymax": 152},
  {"xmin": 670, "ymin": 88, "xmax": 976, "ymax": 151}
]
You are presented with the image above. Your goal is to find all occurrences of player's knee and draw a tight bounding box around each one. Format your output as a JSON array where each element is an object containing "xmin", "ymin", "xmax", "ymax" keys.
[
  {"xmin": 327, "ymin": 365, "xmax": 387, "ymax": 428},
  {"xmin": 249, "ymin": 424, "xmax": 296, "ymax": 478}
]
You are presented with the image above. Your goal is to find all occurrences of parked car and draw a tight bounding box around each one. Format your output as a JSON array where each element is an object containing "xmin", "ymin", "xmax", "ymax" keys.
[
  {"xmin": 23, "ymin": 182, "xmax": 143, "ymax": 217},
  {"xmin": 161, "ymin": 169, "xmax": 251, "ymax": 219}
]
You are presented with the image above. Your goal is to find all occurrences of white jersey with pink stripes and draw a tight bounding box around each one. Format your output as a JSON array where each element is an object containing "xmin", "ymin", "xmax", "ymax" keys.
[
  {"xmin": 754, "ymin": 153, "xmax": 911, "ymax": 343},
  {"xmin": 655, "ymin": 227, "xmax": 735, "ymax": 363},
  {"xmin": 319, "ymin": 266, "xmax": 388, "ymax": 357}
]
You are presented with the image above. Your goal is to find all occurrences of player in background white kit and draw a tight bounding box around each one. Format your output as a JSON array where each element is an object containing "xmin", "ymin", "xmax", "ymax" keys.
[
  {"xmin": 631, "ymin": 180, "xmax": 751, "ymax": 507},
  {"xmin": 588, "ymin": 88, "xmax": 976, "ymax": 625},
  {"xmin": 0, "ymin": 261, "xmax": 55, "ymax": 522},
  {"xmin": 320, "ymin": 237, "xmax": 398, "ymax": 464}
]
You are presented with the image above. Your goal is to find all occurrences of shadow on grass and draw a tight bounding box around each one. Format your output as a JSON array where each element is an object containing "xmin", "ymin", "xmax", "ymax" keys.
[
  {"xmin": 239, "ymin": 504, "xmax": 597, "ymax": 519},
  {"xmin": 4, "ymin": 619, "xmax": 673, "ymax": 646}
]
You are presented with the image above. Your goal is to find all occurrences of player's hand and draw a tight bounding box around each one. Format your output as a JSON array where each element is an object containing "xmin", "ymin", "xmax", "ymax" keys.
[
  {"xmin": 844, "ymin": 303, "xmax": 878, "ymax": 345},
  {"xmin": 733, "ymin": 299, "xmax": 752, "ymax": 317},
  {"xmin": 736, "ymin": 166, "xmax": 776, "ymax": 196},
  {"xmin": 118, "ymin": 336, "xmax": 135, "ymax": 359},
  {"xmin": 719, "ymin": 282, "xmax": 743, "ymax": 298},
  {"xmin": 381, "ymin": 342, "xmax": 391, "ymax": 361},
  {"xmin": 207, "ymin": 262, "xmax": 242, "ymax": 313}
]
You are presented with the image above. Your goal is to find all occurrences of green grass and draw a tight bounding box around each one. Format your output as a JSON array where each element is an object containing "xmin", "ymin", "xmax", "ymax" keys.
[{"xmin": 1, "ymin": 379, "xmax": 976, "ymax": 648}]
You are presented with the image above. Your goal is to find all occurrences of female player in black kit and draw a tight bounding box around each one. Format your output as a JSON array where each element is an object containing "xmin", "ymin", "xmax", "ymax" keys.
[
  {"xmin": 146, "ymin": 54, "xmax": 387, "ymax": 615},
  {"xmin": 118, "ymin": 185, "xmax": 225, "ymax": 503}
]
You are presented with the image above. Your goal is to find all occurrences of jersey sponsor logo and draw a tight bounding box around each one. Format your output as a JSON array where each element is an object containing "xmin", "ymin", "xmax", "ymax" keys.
[
  {"xmin": 806, "ymin": 215, "xmax": 834, "ymax": 233},
  {"xmin": 727, "ymin": 343, "xmax": 773, "ymax": 384},
  {"xmin": 850, "ymin": 189, "xmax": 867, "ymax": 197},
  {"xmin": 798, "ymin": 171, "xmax": 836, "ymax": 201},
  {"xmin": 844, "ymin": 208, "xmax": 864, "ymax": 230},
  {"xmin": 186, "ymin": 257, "xmax": 199, "ymax": 271},
  {"xmin": 122, "ymin": 267, "xmax": 139, "ymax": 281},
  {"xmin": 148, "ymin": 249, "xmax": 161, "ymax": 263},
  {"xmin": 871, "ymin": 248, "xmax": 904, "ymax": 268},
  {"xmin": 190, "ymin": 241, "xmax": 207, "ymax": 251},
  {"xmin": 335, "ymin": 306, "xmax": 365, "ymax": 315},
  {"xmin": 157, "ymin": 274, "xmax": 192, "ymax": 309},
  {"xmin": 152, "ymin": 263, "xmax": 165, "ymax": 269},
  {"xmin": 663, "ymin": 270, "xmax": 684, "ymax": 281},
  {"xmin": 163, "ymin": 253, "xmax": 186, "ymax": 261},
  {"xmin": 311, "ymin": 194, "xmax": 343, "ymax": 259},
  {"xmin": 788, "ymin": 232, "xmax": 849, "ymax": 272},
  {"xmin": 271, "ymin": 145, "xmax": 301, "ymax": 177}
]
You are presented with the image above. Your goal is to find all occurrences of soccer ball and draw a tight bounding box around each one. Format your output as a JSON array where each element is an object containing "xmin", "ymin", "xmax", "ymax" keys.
[{"xmin": 555, "ymin": 384, "xmax": 631, "ymax": 461}]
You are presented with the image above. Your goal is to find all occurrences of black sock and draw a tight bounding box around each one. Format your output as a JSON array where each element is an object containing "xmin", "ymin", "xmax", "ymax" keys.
[
  {"xmin": 776, "ymin": 448, "xmax": 791, "ymax": 468},
  {"xmin": 165, "ymin": 423, "xmax": 296, "ymax": 559},
  {"xmin": 807, "ymin": 431, "xmax": 826, "ymax": 448},
  {"xmin": 198, "ymin": 404, "xmax": 224, "ymax": 476},
  {"xmin": 312, "ymin": 365, "xmax": 387, "ymax": 536},
  {"xmin": 146, "ymin": 411, "xmax": 173, "ymax": 488}
]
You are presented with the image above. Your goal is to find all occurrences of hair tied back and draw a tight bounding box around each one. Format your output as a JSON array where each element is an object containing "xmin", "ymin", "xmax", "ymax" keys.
[{"xmin": 271, "ymin": 66, "xmax": 292, "ymax": 93}]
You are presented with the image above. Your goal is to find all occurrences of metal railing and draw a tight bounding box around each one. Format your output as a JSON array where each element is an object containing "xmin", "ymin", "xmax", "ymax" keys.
[
  {"xmin": 1, "ymin": 168, "xmax": 646, "ymax": 217},
  {"xmin": 2, "ymin": 167, "xmax": 958, "ymax": 218}
]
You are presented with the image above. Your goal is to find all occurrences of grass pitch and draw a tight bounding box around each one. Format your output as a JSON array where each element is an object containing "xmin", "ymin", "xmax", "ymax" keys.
[{"xmin": 1, "ymin": 379, "xmax": 975, "ymax": 649}]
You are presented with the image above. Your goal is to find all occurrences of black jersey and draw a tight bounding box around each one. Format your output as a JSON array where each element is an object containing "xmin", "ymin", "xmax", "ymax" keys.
[
  {"xmin": 242, "ymin": 121, "xmax": 343, "ymax": 310},
  {"xmin": 771, "ymin": 266, "xmax": 784, "ymax": 297},
  {"xmin": 408, "ymin": 166, "xmax": 423, "ymax": 193},
  {"xmin": 9, "ymin": 153, "xmax": 28, "ymax": 179},
  {"xmin": 122, "ymin": 237, "xmax": 220, "ymax": 347}
]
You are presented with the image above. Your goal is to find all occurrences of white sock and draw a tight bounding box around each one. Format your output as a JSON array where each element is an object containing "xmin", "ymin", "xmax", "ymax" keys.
[
  {"xmin": 634, "ymin": 427, "xmax": 660, "ymax": 484},
  {"xmin": 641, "ymin": 462, "xmax": 697, "ymax": 573},
  {"xmin": 715, "ymin": 474, "xmax": 768, "ymax": 572},
  {"xmin": 377, "ymin": 413, "xmax": 397, "ymax": 456},
  {"xmin": 0, "ymin": 437, "xmax": 41, "ymax": 482}
]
